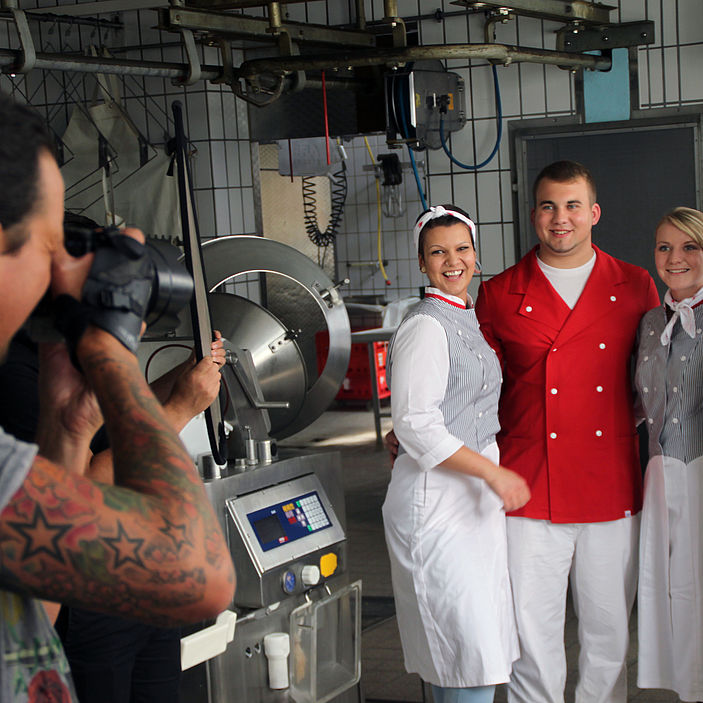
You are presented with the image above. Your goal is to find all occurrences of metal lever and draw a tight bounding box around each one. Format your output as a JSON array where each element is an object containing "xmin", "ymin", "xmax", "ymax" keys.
[
  {"xmin": 315, "ymin": 277, "xmax": 349, "ymax": 308},
  {"xmin": 225, "ymin": 349, "xmax": 290, "ymax": 410}
]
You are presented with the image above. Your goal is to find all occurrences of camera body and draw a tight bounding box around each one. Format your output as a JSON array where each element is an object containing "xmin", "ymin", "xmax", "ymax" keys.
[{"xmin": 28, "ymin": 224, "xmax": 193, "ymax": 344}]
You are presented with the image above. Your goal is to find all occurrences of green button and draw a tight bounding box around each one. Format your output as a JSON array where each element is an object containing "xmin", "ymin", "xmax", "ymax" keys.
[
  {"xmin": 296, "ymin": 501, "xmax": 301, "ymax": 507},
  {"xmin": 307, "ymin": 525, "xmax": 312, "ymax": 531}
]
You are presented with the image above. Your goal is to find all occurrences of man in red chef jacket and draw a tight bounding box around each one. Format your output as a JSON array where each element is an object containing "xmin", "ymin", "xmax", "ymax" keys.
[{"xmin": 475, "ymin": 160, "xmax": 660, "ymax": 703}]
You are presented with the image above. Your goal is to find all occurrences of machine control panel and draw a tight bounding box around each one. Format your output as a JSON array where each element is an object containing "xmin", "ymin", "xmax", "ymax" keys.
[
  {"xmin": 247, "ymin": 490, "xmax": 332, "ymax": 552},
  {"xmin": 226, "ymin": 473, "xmax": 345, "ymax": 575}
]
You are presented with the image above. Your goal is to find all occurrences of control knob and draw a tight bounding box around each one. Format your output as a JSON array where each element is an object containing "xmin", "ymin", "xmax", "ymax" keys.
[{"xmin": 301, "ymin": 565, "xmax": 321, "ymax": 588}]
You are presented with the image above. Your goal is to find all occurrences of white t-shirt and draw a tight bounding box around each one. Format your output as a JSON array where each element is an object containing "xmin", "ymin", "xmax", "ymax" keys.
[{"xmin": 536, "ymin": 251, "xmax": 596, "ymax": 309}]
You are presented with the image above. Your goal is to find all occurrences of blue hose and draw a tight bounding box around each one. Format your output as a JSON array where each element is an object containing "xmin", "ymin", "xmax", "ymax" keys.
[{"xmin": 440, "ymin": 64, "xmax": 503, "ymax": 171}]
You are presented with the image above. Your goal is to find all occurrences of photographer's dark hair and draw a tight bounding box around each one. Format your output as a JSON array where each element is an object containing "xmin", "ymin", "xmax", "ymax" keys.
[
  {"xmin": 0, "ymin": 93, "xmax": 55, "ymax": 253},
  {"xmin": 416, "ymin": 204, "xmax": 474, "ymax": 256}
]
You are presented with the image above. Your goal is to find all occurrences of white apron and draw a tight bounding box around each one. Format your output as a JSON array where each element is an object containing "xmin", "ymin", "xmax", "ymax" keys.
[
  {"xmin": 382, "ymin": 441, "xmax": 518, "ymax": 687},
  {"xmin": 638, "ymin": 454, "xmax": 703, "ymax": 701}
]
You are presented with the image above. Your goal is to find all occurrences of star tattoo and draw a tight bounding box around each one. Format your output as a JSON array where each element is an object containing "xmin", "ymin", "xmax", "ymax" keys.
[
  {"xmin": 8, "ymin": 507, "xmax": 71, "ymax": 563},
  {"xmin": 159, "ymin": 516, "xmax": 188, "ymax": 551},
  {"xmin": 104, "ymin": 522, "xmax": 145, "ymax": 569}
]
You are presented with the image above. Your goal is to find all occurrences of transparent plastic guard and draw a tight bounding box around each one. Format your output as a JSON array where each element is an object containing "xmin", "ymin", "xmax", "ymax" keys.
[{"xmin": 289, "ymin": 580, "xmax": 362, "ymax": 703}]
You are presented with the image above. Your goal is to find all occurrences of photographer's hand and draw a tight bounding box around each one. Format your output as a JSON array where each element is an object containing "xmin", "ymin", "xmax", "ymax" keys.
[{"xmin": 35, "ymin": 340, "xmax": 102, "ymax": 474}]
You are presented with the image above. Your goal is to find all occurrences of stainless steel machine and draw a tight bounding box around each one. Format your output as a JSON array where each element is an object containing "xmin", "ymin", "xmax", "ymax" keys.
[{"xmin": 142, "ymin": 235, "xmax": 359, "ymax": 703}]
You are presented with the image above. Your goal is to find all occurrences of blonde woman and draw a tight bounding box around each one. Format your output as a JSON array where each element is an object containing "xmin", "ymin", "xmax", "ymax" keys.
[{"xmin": 635, "ymin": 206, "xmax": 703, "ymax": 702}]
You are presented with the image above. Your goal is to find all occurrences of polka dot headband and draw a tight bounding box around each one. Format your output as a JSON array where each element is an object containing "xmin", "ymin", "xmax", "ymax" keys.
[{"xmin": 412, "ymin": 205, "xmax": 478, "ymax": 253}]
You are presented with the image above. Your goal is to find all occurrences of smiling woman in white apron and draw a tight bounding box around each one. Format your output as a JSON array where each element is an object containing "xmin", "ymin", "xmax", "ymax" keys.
[
  {"xmin": 635, "ymin": 206, "xmax": 703, "ymax": 703},
  {"xmin": 382, "ymin": 205, "xmax": 531, "ymax": 703}
]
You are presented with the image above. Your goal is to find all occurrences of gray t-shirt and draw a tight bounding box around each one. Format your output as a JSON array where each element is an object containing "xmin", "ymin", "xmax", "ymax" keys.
[{"xmin": 0, "ymin": 427, "xmax": 76, "ymax": 702}]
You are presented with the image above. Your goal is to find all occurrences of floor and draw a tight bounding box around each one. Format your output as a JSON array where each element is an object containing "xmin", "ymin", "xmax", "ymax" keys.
[{"xmin": 279, "ymin": 405, "xmax": 680, "ymax": 703}]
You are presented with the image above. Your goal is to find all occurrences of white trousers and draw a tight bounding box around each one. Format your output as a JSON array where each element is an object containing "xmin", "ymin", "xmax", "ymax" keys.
[{"xmin": 506, "ymin": 516, "xmax": 639, "ymax": 703}]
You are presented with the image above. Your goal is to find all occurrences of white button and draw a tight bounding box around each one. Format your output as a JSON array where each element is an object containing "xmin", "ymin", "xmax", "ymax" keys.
[
  {"xmin": 681, "ymin": 355, "xmax": 686, "ymax": 361},
  {"xmin": 478, "ymin": 412, "xmax": 483, "ymax": 418},
  {"xmin": 550, "ymin": 388, "xmax": 558, "ymax": 395},
  {"xmin": 649, "ymin": 330, "xmax": 654, "ymax": 336},
  {"xmin": 525, "ymin": 306, "xmax": 533, "ymax": 312},
  {"xmin": 673, "ymin": 386, "xmax": 678, "ymax": 393},
  {"xmin": 644, "ymin": 356, "xmax": 649, "ymax": 361},
  {"xmin": 610, "ymin": 296, "xmax": 616, "ymax": 302},
  {"xmin": 643, "ymin": 387, "xmax": 649, "ymax": 393},
  {"xmin": 552, "ymin": 348, "xmax": 557, "ymax": 352},
  {"xmin": 596, "ymin": 386, "xmax": 603, "ymax": 392},
  {"xmin": 458, "ymin": 330, "xmax": 462, "ymax": 335},
  {"xmin": 482, "ymin": 384, "xmax": 488, "ymax": 390},
  {"xmin": 599, "ymin": 343, "xmax": 606, "ymax": 349},
  {"xmin": 648, "ymin": 418, "xmax": 654, "ymax": 424},
  {"xmin": 478, "ymin": 354, "xmax": 483, "ymax": 359},
  {"xmin": 549, "ymin": 432, "xmax": 557, "ymax": 439},
  {"xmin": 595, "ymin": 430, "xmax": 603, "ymax": 437},
  {"xmin": 672, "ymin": 417, "xmax": 679, "ymax": 424},
  {"xmin": 698, "ymin": 328, "xmax": 702, "ymax": 334}
]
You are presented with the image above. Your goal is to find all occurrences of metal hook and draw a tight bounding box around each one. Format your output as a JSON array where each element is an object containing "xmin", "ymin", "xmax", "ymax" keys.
[
  {"xmin": 172, "ymin": 28, "xmax": 201, "ymax": 86},
  {"xmin": 2, "ymin": 7, "xmax": 36, "ymax": 74}
]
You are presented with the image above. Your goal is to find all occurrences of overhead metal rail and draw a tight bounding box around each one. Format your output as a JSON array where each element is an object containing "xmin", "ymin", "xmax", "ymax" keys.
[
  {"xmin": 0, "ymin": 47, "xmax": 223, "ymax": 80},
  {"xmin": 157, "ymin": 7, "xmax": 375, "ymax": 47},
  {"xmin": 453, "ymin": 0, "xmax": 615, "ymax": 25},
  {"xmin": 236, "ymin": 42, "xmax": 612, "ymax": 78},
  {"xmin": 1, "ymin": 0, "xmax": 659, "ymax": 90},
  {"xmin": 0, "ymin": 40, "xmax": 611, "ymax": 81}
]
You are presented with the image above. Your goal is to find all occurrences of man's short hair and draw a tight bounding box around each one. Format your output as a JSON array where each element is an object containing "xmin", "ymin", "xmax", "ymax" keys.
[
  {"xmin": 0, "ymin": 93, "xmax": 54, "ymax": 253},
  {"xmin": 533, "ymin": 160, "xmax": 597, "ymax": 205}
]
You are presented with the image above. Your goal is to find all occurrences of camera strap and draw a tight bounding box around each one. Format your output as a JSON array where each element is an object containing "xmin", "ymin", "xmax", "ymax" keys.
[{"xmin": 172, "ymin": 100, "xmax": 228, "ymax": 466}]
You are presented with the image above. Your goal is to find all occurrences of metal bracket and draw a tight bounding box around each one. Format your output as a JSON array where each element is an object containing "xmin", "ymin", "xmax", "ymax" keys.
[
  {"xmin": 173, "ymin": 27, "xmax": 201, "ymax": 86},
  {"xmin": 1, "ymin": 7, "xmax": 36, "ymax": 74},
  {"xmin": 557, "ymin": 20, "xmax": 655, "ymax": 53},
  {"xmin": 484, "ymin": 8, "xmax": 515, "ymax": 65},
  {"xmin": 210, "ymin": 37, "xmax": 233, "ymax": 86}
]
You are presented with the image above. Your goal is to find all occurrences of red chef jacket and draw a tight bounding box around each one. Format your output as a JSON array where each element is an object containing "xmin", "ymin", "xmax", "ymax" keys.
[{"xmin": 475, "ymin": 245, "xmax": 660, "ymax": 523}]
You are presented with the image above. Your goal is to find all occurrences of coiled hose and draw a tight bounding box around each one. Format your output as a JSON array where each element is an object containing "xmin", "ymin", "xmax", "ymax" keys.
[{"xmin": 302, "ymin": 162, "xmax": 348, "ymax": 248}]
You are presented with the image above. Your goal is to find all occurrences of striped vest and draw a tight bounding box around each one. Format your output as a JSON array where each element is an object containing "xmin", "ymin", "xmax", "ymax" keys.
[{"xmin": 389, "ymin": 295, "xmax": 502, "ymax": 455}]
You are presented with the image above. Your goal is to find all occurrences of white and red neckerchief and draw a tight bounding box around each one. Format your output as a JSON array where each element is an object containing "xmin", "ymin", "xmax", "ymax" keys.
[{"xmin": 660, "ymin": 286, "xmax": 703, "ymax": 345}]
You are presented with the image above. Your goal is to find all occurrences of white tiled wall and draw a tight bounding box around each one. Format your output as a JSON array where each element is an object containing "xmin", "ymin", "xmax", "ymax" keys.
[
  {"xmin": 0, "ymin": 7, "xmax": 256, "ymax": 245},
  {"xmin": 335, "ymin": 0, "xmax": 703, "ymax": 302},
  {"xmin": 1, "ymin": 0, "xmax": 702, "ymax": 307}
]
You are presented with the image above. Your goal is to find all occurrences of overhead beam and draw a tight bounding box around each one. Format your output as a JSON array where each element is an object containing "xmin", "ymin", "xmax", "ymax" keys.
[
  {"xmin": 238, "ymin": 42, "xmax": 612, "ymax": 77},
  {"xmin": 158, "ymin": 7, "xmax": 375, "ymax": 47},
  {"xmin": 28, "ymin": 0, "xmax": 166, "ymax": 17},
  {"xmin": 0, "ymin": 48, "xmax": 223, "ymax": 80},
  {"xmin": 453, "ymin": 0, "xmax": 615, "ymax": 25}
]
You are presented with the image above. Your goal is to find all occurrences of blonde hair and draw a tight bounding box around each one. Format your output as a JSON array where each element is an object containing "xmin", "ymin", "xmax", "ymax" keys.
[{"xmin": 659, "ymin": 206, "xmax": 703, "ymax": 247}]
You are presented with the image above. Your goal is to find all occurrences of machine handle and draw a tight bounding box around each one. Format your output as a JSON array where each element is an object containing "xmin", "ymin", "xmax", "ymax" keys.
[{"xmin": 180, "ymin": 610, "xmax": 237, "ymax": 671}]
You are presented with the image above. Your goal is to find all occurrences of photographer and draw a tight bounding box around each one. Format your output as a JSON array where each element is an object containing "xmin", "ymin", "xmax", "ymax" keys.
[{"xmin": 0, "ymin": 94, "xmax": 235, "ymax": 702}]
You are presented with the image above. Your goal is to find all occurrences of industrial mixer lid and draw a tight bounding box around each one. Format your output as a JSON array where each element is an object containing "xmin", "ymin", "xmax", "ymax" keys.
[{"xmin": 198, "ymin": 235, "xmax": 351, "ymax": 440}]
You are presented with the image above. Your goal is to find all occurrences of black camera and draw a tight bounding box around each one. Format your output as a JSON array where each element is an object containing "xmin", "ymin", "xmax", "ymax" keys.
[
  {"xmin": 28, "ymin": 221, "xmax": 193, "ymax": 345},
  {"xmin": 63, "ymin": 222, "xmax": 194, "ymax": 335}
]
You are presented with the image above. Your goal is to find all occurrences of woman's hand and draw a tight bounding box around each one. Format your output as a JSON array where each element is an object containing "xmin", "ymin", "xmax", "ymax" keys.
[{"xmin": 485, "ymin": 466, "xmax": 531, "ymax": 512}]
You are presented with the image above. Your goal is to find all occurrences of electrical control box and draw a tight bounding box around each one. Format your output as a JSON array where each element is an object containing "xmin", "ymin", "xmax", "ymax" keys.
[{"xmin": 385, "ymin": 60, "xmax": 466, "ymax": 150}]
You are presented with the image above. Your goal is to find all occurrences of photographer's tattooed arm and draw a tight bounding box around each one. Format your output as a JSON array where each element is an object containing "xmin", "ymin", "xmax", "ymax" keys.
[{"xmin": 0, "ymin": 328, "xmax": 235, "ymax": 626}]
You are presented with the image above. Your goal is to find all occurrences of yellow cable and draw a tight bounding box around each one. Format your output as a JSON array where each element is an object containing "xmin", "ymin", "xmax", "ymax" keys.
[{"xmin": 363, "ymin": 136, "xmax": 390, "ymax": 285}]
